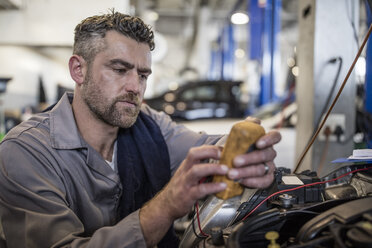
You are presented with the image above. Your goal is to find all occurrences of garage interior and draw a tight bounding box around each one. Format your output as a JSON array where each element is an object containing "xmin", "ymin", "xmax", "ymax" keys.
[{"xmin": 0, "ymin": 0, "xmax": 372, "ymax": 247}]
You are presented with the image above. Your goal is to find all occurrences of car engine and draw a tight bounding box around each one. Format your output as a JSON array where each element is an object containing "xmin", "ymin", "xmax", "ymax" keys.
[{"xmin": 178, "ymin": 163, "xmax": 372, "ymax": 248}]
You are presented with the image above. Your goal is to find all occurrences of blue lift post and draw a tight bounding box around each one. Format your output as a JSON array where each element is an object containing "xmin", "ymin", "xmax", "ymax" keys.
[
  {"xmin": 365, "ymin": 1, "xmax": 372, "ymax": 147},
  {"xmin": 221, "ymin": 24, "xmax": 235, "ymax": 80},
  {"xmin": 249, "ymin": 0, "xmax": 281, "ymax": 107},
  {"xmin": 249, "ymin": 0, "xmax": 263, "ymax": 61},
  {"xmin": 248, "ymin": 0, "xmax": 264, "ymax": 115},
  {"xmin": 208, "ymin": 24, "xmax": 235, "ymax": 81}
]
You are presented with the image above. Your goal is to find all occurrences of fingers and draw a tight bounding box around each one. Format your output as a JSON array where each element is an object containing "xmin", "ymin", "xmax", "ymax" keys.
[
  {"xmin": 179, "ymin": 145, "xmax": 221, "ymax": 172},
  {"xmin": 226, "ymin": 129, "xmax": 280, "ymax": 189},
  {"xmin": 171, "ymin": 145, "xmax": 229, "ymax": 201},
  {"xmin": 233, "ymin": 146, "xmax": 277, "ymax": 167},
  {"xmin": 189, "ymin": 180, "xmax": 227, "ymax": 199},
  {"xmin": 161, "ymin": 149, "xmax": 229, "ymax": 218},
  {"xmin": 228, "ymin": 162, "xmax": 275, "ymax": 179},
  {"xmin": 256, "ymin": 130, "xmax": 282, "ymax": 149},
  {"xmin": 185, "ymin": 163, "xmax": 228, "ymax": 184},
  {"xmin": 228, "ymin": 162, "xmax": 276, "ymax": 189}
]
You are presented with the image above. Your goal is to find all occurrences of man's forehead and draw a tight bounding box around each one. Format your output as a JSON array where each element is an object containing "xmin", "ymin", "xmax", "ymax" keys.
[
  {"xmin": 98, "ymin": 31, "xmax": 152, "ymax": 63},
  {"xmin": 104, "ymin": 34, "xmax": 150, "ymax": 60},
  {"xmin": 104, "ymin": 30, "xmax": 152, "ymax": 51}
]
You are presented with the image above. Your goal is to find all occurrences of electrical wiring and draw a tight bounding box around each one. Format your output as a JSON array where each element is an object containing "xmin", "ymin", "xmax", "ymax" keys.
[
  {"xmin": 194, "ymin": 166, "xmax": 371, "ymax": 236},
  {"xmin": 194, "ymin": 162, "xmax": 372, "ymax": 236},
  {"xmin": 244, "ymin": 190, "xmax": 264, "ymax": 215},
  {"xmin": 195, "ymin": 201, "xmax": 209, "ymax": 238},
  {"xmin": 241, "ymin": 166, "xmax": 372, "ymax": 221},
  {"xmin": 230, "ymin": 189, "xmax": 265, "ymax": 225},
  {"xmin": 194, "ymin": 177, "xmax": 210, "ymax": 238},
  {"xmin": 191, "ymin": 205, "xmax": 205, "ymax": 239}
]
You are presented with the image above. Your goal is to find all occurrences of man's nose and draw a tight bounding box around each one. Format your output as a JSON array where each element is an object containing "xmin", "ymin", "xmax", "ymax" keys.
[{"xmin": 124, "ymin": 71, "xmax": 140, "ymax": 94}]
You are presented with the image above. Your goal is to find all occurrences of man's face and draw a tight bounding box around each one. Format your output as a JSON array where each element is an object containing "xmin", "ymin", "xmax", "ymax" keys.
[{"xmin": 81, "ymin": 31, "xmax": 152, "ymax": 128}]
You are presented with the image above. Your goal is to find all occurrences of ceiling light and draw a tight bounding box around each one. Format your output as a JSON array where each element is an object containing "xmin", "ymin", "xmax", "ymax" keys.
[
  {"xmin": 147, "ymin": 11, "xmax": 159, "ymax": 22},
  {"xmin": 235, "ymin": 48, "xmax": 245, "ymax": 58},
  {"xmin": 231, "ymin": 12, "xmax": 249, "ymax": 25}
]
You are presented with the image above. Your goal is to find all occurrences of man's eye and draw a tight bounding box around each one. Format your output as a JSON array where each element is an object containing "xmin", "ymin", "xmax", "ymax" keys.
[
  {"xmin": 114, "ymin": 68, "xmax": 126, "ymax": 73},
  {"xmin": 140, "ymin": 74, "xmax": 148, "ymax": 80}
]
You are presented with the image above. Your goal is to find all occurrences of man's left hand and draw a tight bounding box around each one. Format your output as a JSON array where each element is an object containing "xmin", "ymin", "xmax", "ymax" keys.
[{"xmin": 226, "ymin": 130, "xmax": 282, "ymax": 188}]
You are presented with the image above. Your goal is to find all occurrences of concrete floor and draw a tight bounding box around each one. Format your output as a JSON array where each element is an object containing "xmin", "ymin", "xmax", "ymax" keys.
[{"xmin": 178, "ymin": 118, "xmax": 296, "ymax": 171}]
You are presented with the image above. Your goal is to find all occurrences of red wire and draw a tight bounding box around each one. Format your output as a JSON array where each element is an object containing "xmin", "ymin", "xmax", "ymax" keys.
[
  {"xmin": 241, "ymin": 166, "xmax": 372, "ymax": 221},
  {"xmin": 195, "ymin": 201, "xmax": 209, "ymax": 237},
  {"xmin": 195, "ymin": 166, "xmax": 372, "ymax": 235}
]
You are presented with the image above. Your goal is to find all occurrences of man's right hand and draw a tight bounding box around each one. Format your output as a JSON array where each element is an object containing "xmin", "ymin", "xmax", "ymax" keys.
[{"xmin": 139, "ymin": 145, "xmax": 228, "ymax": 246}]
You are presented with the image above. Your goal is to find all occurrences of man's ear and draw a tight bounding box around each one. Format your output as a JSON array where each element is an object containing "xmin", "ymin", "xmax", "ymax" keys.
[{"xmin": 69, "ymin": 55, "xmax": 86, "ymax": 85}]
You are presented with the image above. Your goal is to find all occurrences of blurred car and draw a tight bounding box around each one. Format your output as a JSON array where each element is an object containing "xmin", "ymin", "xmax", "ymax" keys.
[{"xmin": 144, "ymin": 80, "xmax": 246, "ymax": 121}]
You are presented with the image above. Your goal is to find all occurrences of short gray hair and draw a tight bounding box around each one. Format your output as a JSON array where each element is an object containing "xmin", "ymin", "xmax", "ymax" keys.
[{"xmin": 73, "ymin": 10, "xmax": 155, "ymax": 64}]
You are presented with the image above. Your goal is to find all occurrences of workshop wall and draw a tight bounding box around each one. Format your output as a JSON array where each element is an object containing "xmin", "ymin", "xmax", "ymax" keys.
[
  {"xmin": 0, "ymin": 0, "xmax": 130, "ymax": 113},
  {"xmin": 0, "ymin": 46, "xmax": 71, "ymax": 110}
]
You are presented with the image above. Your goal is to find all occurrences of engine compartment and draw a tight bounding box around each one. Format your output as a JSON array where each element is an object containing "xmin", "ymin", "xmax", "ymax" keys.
[{"xmin": 178, "ymin": 163, "xmax": 372, "ymax": 247}]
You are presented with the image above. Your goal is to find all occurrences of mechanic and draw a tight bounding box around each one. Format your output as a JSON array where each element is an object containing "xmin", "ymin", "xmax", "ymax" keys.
[{"xmin": 0, "ymin": 10, "xmax": 281, "ymax": 248}]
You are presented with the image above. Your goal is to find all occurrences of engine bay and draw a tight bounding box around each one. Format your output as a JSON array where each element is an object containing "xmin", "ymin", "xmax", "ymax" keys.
[{"xmin": 178, "ymin": 163, "xmax": 372, "ymax": 248}]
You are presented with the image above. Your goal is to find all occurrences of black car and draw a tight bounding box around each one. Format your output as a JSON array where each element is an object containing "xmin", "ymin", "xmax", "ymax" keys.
[{"xmin": 144, "ymin": 80, "xmax": 246, "ymax": 120}]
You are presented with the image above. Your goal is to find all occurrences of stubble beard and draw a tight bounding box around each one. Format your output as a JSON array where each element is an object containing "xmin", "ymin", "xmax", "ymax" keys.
[{"xmin": 81, "ymin": 72, "xmax": 141, "ymax": 129}]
